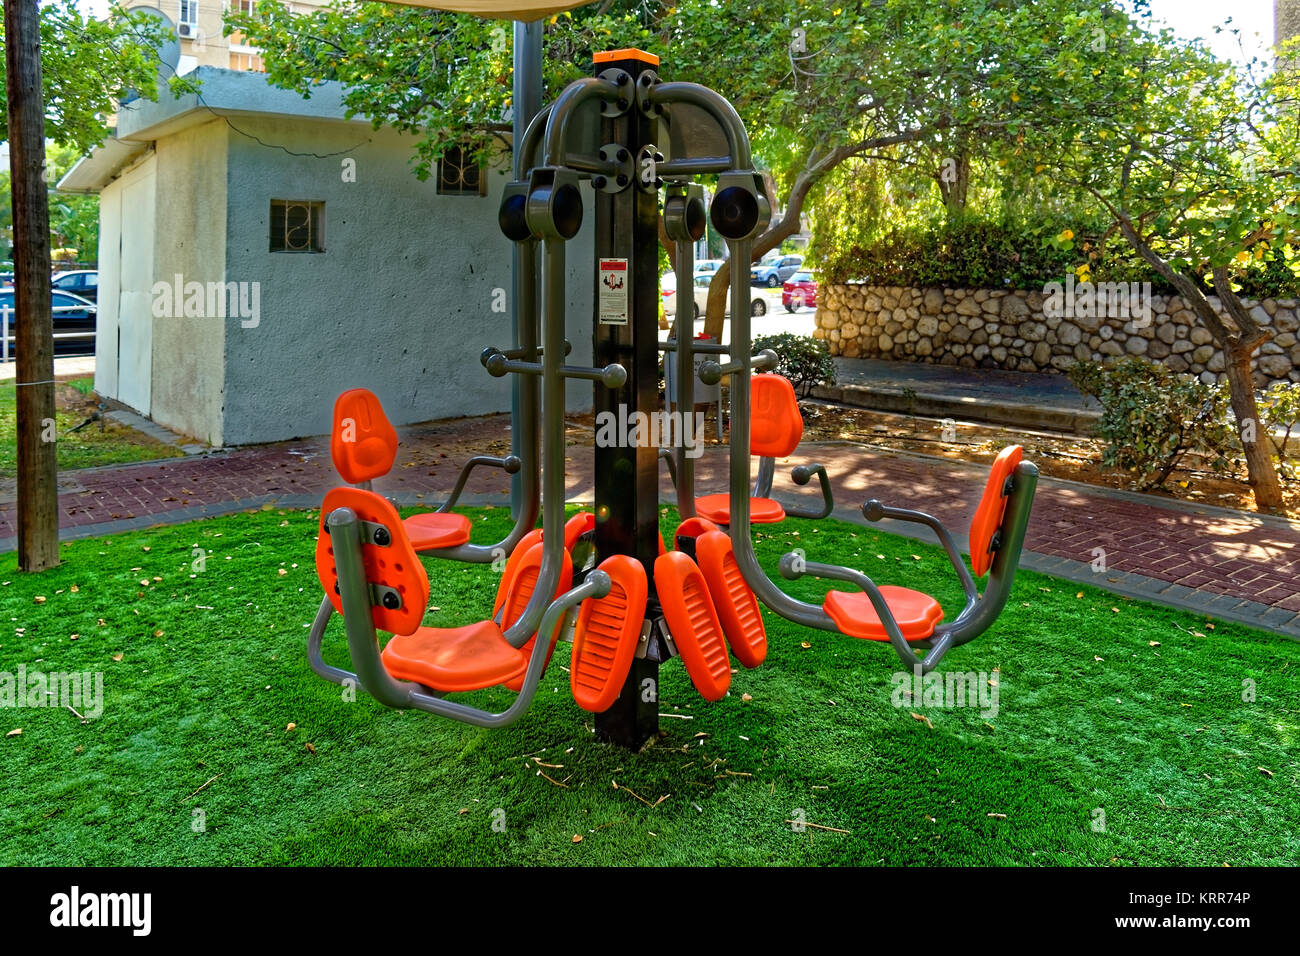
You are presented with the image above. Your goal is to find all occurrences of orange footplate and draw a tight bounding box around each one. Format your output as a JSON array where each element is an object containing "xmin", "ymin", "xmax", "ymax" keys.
[
  {"xmin": 654, "ymin": 551, "xmax": 731, "ymax": 701},
  {"xmin": 570, "ymin": 556, "xmax": 648, "ymax": 713},
  {"xmin": 695, "ymin": 531, "xmax": 766, "ymax": 668}
]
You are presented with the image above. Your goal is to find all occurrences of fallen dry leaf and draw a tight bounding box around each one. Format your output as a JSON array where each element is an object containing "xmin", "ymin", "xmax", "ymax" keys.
[
  {"xmin": 1259, "ymin": 767, "xmax": 1274, "ymax": 778},
  {"xmin": 33, "ymin": 596, "xmax": 46, "ymax": 605},
  {"xmin": 910, "ymin": 712, "xmax": 934, "ymax": 729},
  {"xmin": 987, "ymin": 812, "xmax": 1007, "ymax": 819},
  {"xmin": 1149, "ymin": 641, "xmax": 1161, "ymax": 647},
  {"xmin": 111, "ymin": 653, "xmax": 123, "ymax": 662},
  {"xmin": 572, "ymin": 834, "xmax": 583, "ymax": 844},
  {"xmin": 70, "ymin": 585, "xmax": 79, "ymax": 593},
  {"xmin": 741, "ymin": 693, "xmax": 753, "ymax": 702},
  {"xmin": 800, "ymin": 641, "xmax": 811, "ymax": 649},
  {"xmin": 304, "ymin": 742, "xmax": 317, "ymax": 755},
  {"xmin": 286, "ymin": 722, "xmax": 296, "ymax": 732},
  {"xmin": 277, "ymin": 568, "xmax": 288, "ymax": 576},
  {"xmin": 6, "ymin": 728, "xmax": 21, "ymax": 737}
]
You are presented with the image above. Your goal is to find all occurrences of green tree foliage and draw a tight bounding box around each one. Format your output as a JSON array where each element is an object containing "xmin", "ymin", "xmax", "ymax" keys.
[
  {"xmin": 226, "ymin": 1, "xmax": 656, "ymax": 180},
  {"xmin": 0, "ymin": 1, "xmax": 186, "ymax": 154},
  {"xmin": 1028, "ymin": 12, "xmax": 1300, "ymax": 512}
]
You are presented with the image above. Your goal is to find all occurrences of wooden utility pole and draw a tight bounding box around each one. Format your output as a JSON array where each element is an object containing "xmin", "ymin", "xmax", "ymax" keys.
[{"xmin": 5, "ymin": 0, "xmax": 60, "ymax": 570}]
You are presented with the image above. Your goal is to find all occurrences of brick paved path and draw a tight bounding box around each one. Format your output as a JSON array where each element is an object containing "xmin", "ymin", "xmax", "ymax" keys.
[{"xmin": 2, "ymin": 415, "xmax": 1297, "ymax": 636}]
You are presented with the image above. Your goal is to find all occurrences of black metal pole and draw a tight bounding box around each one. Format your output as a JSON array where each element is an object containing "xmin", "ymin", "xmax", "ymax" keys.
[{"xmin": 593, "ymin": 50, "xmax": 661, "ymax": 749}]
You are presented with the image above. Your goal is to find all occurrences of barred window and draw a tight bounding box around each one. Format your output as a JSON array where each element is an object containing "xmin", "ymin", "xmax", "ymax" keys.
[
  {"xmin": 437, "ymin": 144, "xmax": 484, "ymax": 196},
  {"xmin": 270, "ymin": 200, "xmax": 325, "ymax": 253}
]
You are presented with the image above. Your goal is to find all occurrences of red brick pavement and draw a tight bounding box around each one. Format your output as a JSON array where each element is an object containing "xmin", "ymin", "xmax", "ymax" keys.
[{"xmin": 2, "ymin": 417, "xmax": 1296, "ymax": 615}]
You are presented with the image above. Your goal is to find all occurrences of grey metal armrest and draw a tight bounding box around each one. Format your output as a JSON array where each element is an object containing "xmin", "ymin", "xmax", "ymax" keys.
[
  {"xmin": 436, "ymin": 454, "xmax": 523, "ymax": 513},
  {"xmin": 861, "ymin": 499, "xmax": 978, "ymax": 603},
  {"xmin": 782, "ymin": 463, "xmax": 833, "ymax": 520},
  {"xmin": 659, "ymin": 447, "xmax": 678, "ymax": 486},
  {"xmin": 777, "ymin": 552, "xmax": 953, "ymax": 674}
]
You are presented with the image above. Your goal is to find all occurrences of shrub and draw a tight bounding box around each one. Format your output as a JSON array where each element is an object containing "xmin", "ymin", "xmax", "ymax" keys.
[
  {"xmin": 1068, "ymin": 358, "xmax": 1237, "ymax": 491},
  {"xmin": 752, "ymin": 333, "xmax": 836, "ymax": 399},
  {"xmin": 1259, "ymin": 381, "xmax": 1300, "ymax": 479}
]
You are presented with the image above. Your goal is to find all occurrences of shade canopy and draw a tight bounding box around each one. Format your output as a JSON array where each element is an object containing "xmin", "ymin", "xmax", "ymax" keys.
[{"xmin": 378, "ymin": 0, "xmax": 594, "ymax": 21}]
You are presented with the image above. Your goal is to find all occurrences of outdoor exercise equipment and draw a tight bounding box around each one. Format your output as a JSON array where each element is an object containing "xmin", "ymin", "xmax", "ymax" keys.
[{"xmin": 308, "ymin": 48, "xmax": 1038, "ymax": 746}]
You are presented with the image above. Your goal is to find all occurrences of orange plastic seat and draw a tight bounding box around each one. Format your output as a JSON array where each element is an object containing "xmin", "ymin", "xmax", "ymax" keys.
[
  {"xmin": 674, "ymin": 515, "xmax": 721, "ymax": 550},
  {"xmin": 564, "ymin": 511, "xmax": 595, "ymax": 551},
  {"xmin": 317, "ymin": 487, "xmax": 428, "ymax": 636},
  {"xmin": 331, "ymin": 389, "xmax": 399, "ymax": 484},
  {"xmin": 694, "ymin": 494, "xmax": 786, "ymax": 525},
  {"xmin": 750, "ymin": 373, "xmax": 804, "ymax": 458},
  {"xmin": 822, "ymin": 586, "xmax": 944, "ymax": 642},
  {"xmin": 500, "ymin": 542, "xmax": 573, "ymax": 692},
  {"xmin": 695, "ymin": 531, "xmax": 766, "ymax": 668},
  {"xmin": 492, "ymin": 529, "xmax": 544, "ymax": 618},
  {"xmin": 654, "ymin": 551, "xmax": 731, "ymax": 701},
  {"xmin": 381, "ymin": 621, "xmax": 526, "ymax": 692},
  {"xmin": 403, "ymin": 512, "xmax": 473, "ymax": 551},
  {"xmin": 968, "ymin": 445, "xmax": 1024, "ymax": 577},
  {"xmin": 570, "ymin": 555, "xmax": 648, "ymax": 713}
]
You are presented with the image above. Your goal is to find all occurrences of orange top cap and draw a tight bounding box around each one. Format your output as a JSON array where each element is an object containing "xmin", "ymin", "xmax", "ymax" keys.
[{"xmin": 594, "ymin": 48, "xmax": 659, "ymax": 65}]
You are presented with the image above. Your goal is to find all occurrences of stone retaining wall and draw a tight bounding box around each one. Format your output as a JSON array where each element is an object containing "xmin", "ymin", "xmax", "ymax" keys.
[{"xmin": 815, "ymin": 284, "xmax": 1300, "ymax": 387}]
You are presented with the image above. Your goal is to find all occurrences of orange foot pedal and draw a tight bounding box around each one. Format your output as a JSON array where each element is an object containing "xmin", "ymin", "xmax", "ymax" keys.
[
  {"xmin": 570, "ymin": 556, "xmax": 648, "ymax": 712},
  {"xmin": 653, "ymin": 551, "xmax": 731, "ymax": 702},
  {"xmin": 695, "ymin": 531, "xmax": 766, "ymax": 668}
]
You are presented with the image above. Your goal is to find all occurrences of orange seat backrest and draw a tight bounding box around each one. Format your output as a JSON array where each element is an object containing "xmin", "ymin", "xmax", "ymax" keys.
[
  {"xmin": 315, "ymin": 486, "xmax": 428, "ymax": 636},
  {"xmin": 750, "ymin": 374, "xmax": 803, "ymax": 459},
  {"xmin": 500, "ymin": 541, "xmax": 574, "ymax": 634},
  {"xmin": 331, "ymin": 389, "xmax": 399, "ymax": 485},
  {"xmin": 674, "ymin": 515, "xmax": 721, "ymax": 549},
  {"xmin": 564, "ymin": 511, "xmax": 596, "ymax": 551},
  {"xmin": 493, "ymin": 528, "xmax": 545, "ymax": 618},
  {"xmin": 968, "ymin": 445, "xmax": 1024, "ymax": 578}
]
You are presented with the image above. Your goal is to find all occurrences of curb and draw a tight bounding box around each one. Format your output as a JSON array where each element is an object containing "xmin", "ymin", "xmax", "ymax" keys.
[{"xmin": 813, "ymin": 382, "xmax": 1101, "ymax": 434}]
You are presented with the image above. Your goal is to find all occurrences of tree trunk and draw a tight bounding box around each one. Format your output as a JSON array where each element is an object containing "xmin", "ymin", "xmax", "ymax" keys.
[
  {"xmin": 1224, "ymin": 343, "xmax": 1286, "ymax": 513},
  {"xmin": 5, "ymin": 0, "xmax": 60, "ymax": 570},
  {"xmin": 1113, "ymin": 218, "xmax": 1286, "ymax": 514}
]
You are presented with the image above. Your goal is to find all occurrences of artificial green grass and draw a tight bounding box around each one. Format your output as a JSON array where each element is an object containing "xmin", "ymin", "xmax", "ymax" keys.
[
  {"xmin": 0, "ymin": 504, "xmax": 1296, "ymax": 866},
  {"xmin": 0, "ymin": 377, "xmax": 185, "ymax": 477}
]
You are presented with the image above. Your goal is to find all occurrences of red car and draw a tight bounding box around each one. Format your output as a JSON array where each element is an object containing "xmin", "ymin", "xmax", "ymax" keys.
[{"xmin": 782, "ymin": 271, "xmax": 818, "ymax": 312}]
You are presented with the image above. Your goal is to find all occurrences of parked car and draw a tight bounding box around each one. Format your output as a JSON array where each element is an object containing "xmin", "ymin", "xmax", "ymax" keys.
[
  {"xmin": 52, "ymin": 269, "xmax": 99, "ymax": 303},
  {"xmin": 0, "ymin": 289, "xmax": 97, "ymax": 356},
  {"xmin": 751, "ymin": 254, "xmax": 803, "ymax": 288},
  {"xmin": 694, "ymin": 258, "xmax": 725, "ymax": 275},
  {"xmin": 782, "ymin": 272, "xmax": 819, "ymax": 312},
  {"xmin": 690, "ymin": 273, "xmax": 766, "ymax": 318}
]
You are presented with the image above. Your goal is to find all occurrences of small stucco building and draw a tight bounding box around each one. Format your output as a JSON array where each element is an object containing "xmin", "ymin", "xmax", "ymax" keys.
[{"xmin": 62, "ymin": 66, "xmax": 595, "ymax": 446}]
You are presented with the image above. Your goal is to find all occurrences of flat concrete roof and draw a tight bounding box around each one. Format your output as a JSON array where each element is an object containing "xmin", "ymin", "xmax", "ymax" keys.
[{"xmin": 60, "ymin": 67, "xmax": 364, "ymax": 193}]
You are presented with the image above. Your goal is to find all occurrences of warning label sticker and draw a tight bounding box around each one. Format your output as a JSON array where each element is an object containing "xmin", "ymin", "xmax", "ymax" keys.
[{"xmin": 598, "ymin": 258, "xmax": 629, "ymax": 325}]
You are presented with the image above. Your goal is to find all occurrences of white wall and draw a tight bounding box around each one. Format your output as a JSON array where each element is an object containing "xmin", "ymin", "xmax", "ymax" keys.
[{"xmin": 219, "ymin": 119, "xmax": 595, "ymax": 446}]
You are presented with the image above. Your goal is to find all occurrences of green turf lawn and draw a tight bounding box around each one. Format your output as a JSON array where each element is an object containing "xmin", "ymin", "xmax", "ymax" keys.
[
  {"xmin": 0, "ymin": 504, "xmax": 1296, "ymax": 866},
  {"xmin": 0, "ymin": 378, "xmax": 185, "ymax": 477}
]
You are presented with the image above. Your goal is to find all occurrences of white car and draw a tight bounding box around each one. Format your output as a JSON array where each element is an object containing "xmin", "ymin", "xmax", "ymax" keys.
[{"xmin": 687, "ymin": 273, "xmax": 767, "ymax": 319}]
